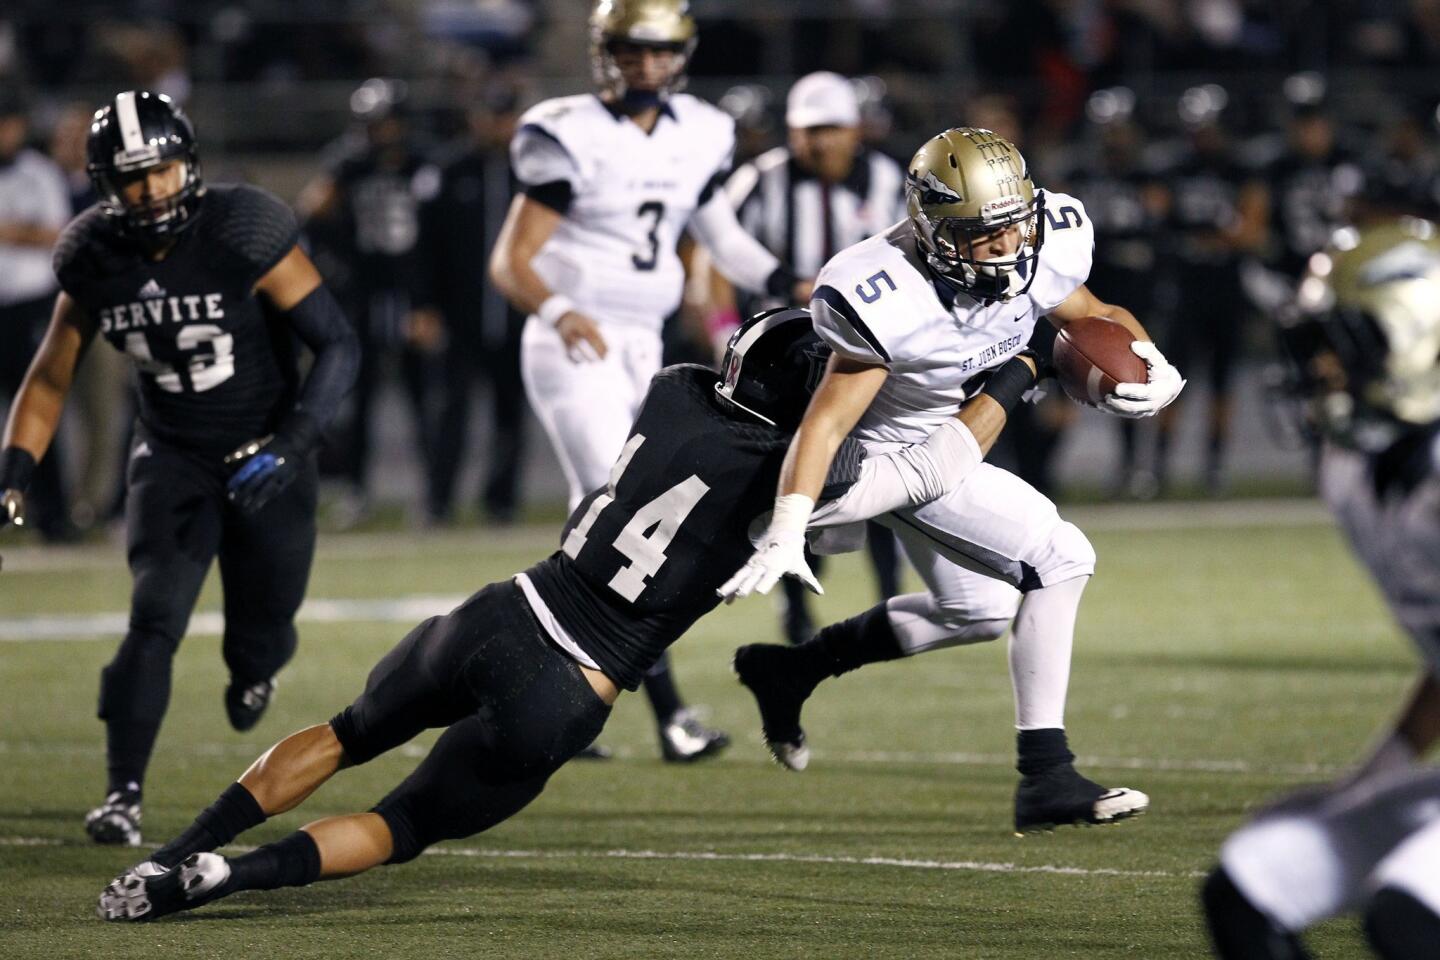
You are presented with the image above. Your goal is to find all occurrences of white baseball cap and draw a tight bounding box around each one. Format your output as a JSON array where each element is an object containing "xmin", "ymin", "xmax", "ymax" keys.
[{"xmin": 786, "ymin": 71, "xmax": 860, "ymax": 129}]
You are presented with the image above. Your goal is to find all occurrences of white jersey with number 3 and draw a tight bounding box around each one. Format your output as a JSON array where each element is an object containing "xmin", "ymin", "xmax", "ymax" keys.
[
  {"xmin": 811, "ymin": 190, "xmax": 1095, "ymax": 445},
  {"xmin": 512, "ymin": 93, "xmax": 736, "ymax": 332}
]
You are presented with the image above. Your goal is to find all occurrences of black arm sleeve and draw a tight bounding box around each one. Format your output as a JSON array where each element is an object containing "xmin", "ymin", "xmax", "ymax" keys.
[{"xmin": 278, "ymin": 283, "xmax": 361, "ymax": 448}]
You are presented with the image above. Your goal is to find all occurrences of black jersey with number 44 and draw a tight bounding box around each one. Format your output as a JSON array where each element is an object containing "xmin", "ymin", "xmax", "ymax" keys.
[
  {"xmin": 523, "ymin": 365, "xmax": 793, "ymax": 690},
  {"xmin": 53, "ymin": 184, "xmax": 302, "ymax": 455}
]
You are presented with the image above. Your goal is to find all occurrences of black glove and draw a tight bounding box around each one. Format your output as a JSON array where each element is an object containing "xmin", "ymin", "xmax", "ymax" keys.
[{"xmin": 224, "ymin": 434, "xmax": 302, "ymax": 515}]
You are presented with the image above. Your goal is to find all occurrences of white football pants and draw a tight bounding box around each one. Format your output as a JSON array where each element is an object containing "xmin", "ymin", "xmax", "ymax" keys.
[
  {"xmin": 874, "ymin": 462, "xmax": 1097, "ymax": 730},
  {"xmin": 1221, "ymin": 766, "xmax": 1440, "ymax": 931},
  {"xmin": 521, "ymin": 317, "xmax": 663, "ymax": 511}
]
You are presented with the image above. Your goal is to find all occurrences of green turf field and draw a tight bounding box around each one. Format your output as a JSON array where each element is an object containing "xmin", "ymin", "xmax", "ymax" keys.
[{"xmin": 0, "ymin": 502, "xmax": 1413, "ymax": 958}]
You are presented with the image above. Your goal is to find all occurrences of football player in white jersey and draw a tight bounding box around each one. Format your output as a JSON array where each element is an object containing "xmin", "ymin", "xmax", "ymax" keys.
[
  {"xmin": 722, "ymin": 127, "xmax": 1186, "ymax": 833},
  {"xmin": 489, "ymin": 0, "xmax": 801, "ymax": 763},
  {"xmin": 1202, "ymin": 219, "xmax": 1440, "ymax": 960}
]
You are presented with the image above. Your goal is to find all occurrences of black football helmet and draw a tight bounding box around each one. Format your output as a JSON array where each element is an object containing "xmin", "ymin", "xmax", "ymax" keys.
[
  {"xmin": 715, "ymin": 308, "xmax": 831, "ymax": 431},
  {"xmin": 86, "ymin": 90, "xmax": 204, "ymax": 245}
]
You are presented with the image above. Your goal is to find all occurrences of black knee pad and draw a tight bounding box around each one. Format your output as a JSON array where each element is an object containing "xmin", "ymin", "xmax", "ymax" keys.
[
  {"xmin": 1200, "ymin": 866, "xmax": 1314, "ymax": 960},
  {"xmin": 1365, "ymin": 886, "xmax": 1440, "ymax": 960},
  {"xmin": 97, "ymin": 632, "xmax": 180, "ymax": 722}
]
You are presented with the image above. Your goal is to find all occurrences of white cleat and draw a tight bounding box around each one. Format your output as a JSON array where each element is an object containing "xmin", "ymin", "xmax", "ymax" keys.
[
  {"xmin": 768, "ymin": 735, "xmax": 810, "ymax": 772},
  {"xmin": 1093, "ymin": 787, "xmax": 1149, "ymax": 823},
  {"xmin": 97, "ymin": 852, "xmax": 231, "ymax": 922}
]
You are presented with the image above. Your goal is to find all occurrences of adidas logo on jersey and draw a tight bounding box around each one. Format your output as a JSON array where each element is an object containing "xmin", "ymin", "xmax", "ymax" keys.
[{"xmin": 138, "ymin": 279, "xmax": 167, "ymax": 299}]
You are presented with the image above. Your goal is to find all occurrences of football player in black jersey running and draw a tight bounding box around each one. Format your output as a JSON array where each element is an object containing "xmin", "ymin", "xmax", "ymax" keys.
[
  {"xmin": 92, "ymin": 308, "xmax": 1039, "ymax": 922},
  {"xmin": 0, "ymin": 91, "xmax": 360, "ymax": 847}
]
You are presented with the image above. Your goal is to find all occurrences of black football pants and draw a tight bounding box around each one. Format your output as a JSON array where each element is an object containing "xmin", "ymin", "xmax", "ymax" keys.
[
  {"xmin": 329, "ymin": 579, "xmax": 611, "ymax": 864},
  {"xmin": 98, "ymin": 428, "xmax": 318, "ymax": 794}
]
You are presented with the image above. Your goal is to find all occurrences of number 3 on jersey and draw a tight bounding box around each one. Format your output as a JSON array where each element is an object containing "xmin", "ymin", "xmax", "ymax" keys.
[
  {"xmin": 123, "ymin": 324, "xmax": 236, "ymax": 393},
  {"xmin": 562, "ymin": 434, "xmax": 710, "ymax": 602}
]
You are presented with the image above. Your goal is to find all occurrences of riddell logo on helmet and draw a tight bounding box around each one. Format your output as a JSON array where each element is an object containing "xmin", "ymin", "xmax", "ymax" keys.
[{"xmin": 980, "ymin": 196, "xmax": 1025, "ymax": 220}]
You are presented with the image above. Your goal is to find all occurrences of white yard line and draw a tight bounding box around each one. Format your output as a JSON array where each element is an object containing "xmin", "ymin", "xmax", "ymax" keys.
[
  {"xmin": 0, "ymin": 595, "xmax": 469, "ymax": 641},
  {"xmin": 0, "ymin": 498, "xmax": 1331, "ymax": 574},
  {"xmin": 0, "ymin": 738, "xmax": 1341, "ymax": 778},
  {"xmin": 0, "ymin": 834, "xmax": 1202, "ymax": 879}
]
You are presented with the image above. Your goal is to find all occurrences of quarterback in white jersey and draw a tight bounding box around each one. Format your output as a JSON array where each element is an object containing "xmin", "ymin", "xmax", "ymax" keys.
[
  {"xmin": 489, "ymin": 0, "xmax": 799, "ymax": 764},
  {"xmin": 724, "ymin": 127, "xmax": 1185, "ymax": 833},
  {"xmin": 1204, "ymin": 220, "xmax": 1440, "ymax": 960}
]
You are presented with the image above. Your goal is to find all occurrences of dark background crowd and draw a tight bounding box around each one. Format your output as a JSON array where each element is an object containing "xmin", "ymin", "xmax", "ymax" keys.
[{"xmin": 3, "ymin": 0, "xmax": 1439, "ymax": 537}]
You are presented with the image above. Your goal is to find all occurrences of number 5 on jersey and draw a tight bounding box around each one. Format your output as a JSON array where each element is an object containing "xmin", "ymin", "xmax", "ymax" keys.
[{"xmin": 562, "ymin": 434, "xmax": 710, "ymax": 602}]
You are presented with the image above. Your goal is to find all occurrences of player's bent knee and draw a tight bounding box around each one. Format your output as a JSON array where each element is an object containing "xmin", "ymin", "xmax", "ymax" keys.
[
  {"xmin": 1201, "ymin": 866, "xmax": 1314, "ymax": 960},
  {"xmin": 1025, "ymin": 521, "xmax": 1095, "ymax": 588},
  {"xmin": 1364, "ymin": 887, "xmax": 1440, "ymax": 960}
]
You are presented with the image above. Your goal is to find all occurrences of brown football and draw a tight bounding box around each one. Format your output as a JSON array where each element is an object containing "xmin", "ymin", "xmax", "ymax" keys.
[{"xmin": 1053, "ymin": 316, "xmax": 1148, "ymax": 406}]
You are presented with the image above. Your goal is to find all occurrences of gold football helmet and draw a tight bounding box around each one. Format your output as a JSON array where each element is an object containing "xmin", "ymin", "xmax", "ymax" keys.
[
  {"xmin": 905, "ymin": 127, "xmax": 1044, "ymax": 301},
  {"xmin": 1282, "ymin": 217, "xmax": 1440, "ymax": 446},
  {"xmin": 590, "ymin": 0, "xmax": 697, "ymax": 107}
]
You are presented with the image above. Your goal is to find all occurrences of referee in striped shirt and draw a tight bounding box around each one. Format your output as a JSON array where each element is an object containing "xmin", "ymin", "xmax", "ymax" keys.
[{"xmin": 709, "ymin": 71, "xmax": 907, "ymax": 645}]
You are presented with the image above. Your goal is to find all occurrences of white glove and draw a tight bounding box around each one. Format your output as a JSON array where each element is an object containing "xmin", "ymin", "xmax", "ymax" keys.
[
  {"xmin": 1101, "ymin": 340, "xmax": 1186, "ymax": 419},
  {"xmin": 717, "ymin": 494, "xmax": 823, "ymax": 603}
]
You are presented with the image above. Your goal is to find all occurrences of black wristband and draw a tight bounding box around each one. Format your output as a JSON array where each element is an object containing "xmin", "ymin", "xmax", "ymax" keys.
[
  {"xmin": 979, "ymin": 355, "xmax": 1039, "ymax": 414},
  {"xmin": 765, "ymin": 265, "xmax": 800, "ymax": 300},
  {"xmin": 0, "ymin": 446, "xmax": 37, "ymax": 492}
]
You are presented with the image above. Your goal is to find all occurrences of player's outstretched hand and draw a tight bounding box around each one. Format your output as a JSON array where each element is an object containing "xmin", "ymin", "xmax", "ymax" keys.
[
  {"xmin": 556, "ymin": 311, "xmax": 608, "ymax": 364},
  {"xmin": 718, "ymin": 528, "xmax": 822, "ymax": 603},
  {"xmin": 224, "ymin": 435, "xmax": 300, "ymax": 515},
  {"xmin": 1100, "ymin": 341, "xmax": 1185, "ymax": 419},
  {"xmin": 719, "ymin": 494, "xmax": 822, "ymax": 602}
]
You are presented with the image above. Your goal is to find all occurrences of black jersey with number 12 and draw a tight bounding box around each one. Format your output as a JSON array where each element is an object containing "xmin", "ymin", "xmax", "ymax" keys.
[
  {"xmin": 52, "ymin": 185, "xmax": 302, "ymax": 456},
  {"xmin": 523, "ymin": 364, "xmax": 792, "ymax": 690}
]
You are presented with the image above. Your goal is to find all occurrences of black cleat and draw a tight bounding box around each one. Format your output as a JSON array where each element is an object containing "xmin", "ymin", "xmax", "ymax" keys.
[
  {"xmin": 658, "ymin": 708, "xmax": 730, "ymax": 763},
  {"xmin": 225, "ymin": 676, "xmax": 276, "ymax": 732},
  {"xmin": 1202, "ymin": 866, "xmax": 1314, "ymax": 959},
  {"xmin": 1013, "ymin": 763, "xmax": 1148, "ymax": 834},
  {"xmin": 97, "ymin": 852, "xmax": 232, "ymax": 922},
  {"xmin": 733, "ymin": 644, "xmax": 813, "ymax": 771},
  {"xmin": 85, "ymin": 790, "xmax": 142, "ymax": 846}
]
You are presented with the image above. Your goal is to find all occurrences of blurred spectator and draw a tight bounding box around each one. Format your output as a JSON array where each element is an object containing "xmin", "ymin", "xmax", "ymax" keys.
[
  {"xmin": 48, "ymin": 99, "xmax": 131, "ymax": 529},
  {"xmin": 717, "ymin": 83, "xmax": 777, "ymax": 165},
  {"xmin": 299, "ymin": 78, "xmax": 442, "ymax": 526},
  {"xmin": 414, "ymin": 85, "xmax": 530, "ymax": 525},
  {"xmin": 1062, "ymin": 89, "xmax": 1170, "ymax": 498},
  {"xmin": 1260, "ymin": 80, "xmax": 1366, "ymax": 282},
  {"xmin": 0, "ymin": 88, "xmax": 74, "ymax": 540},
  {"xmin": 1153, "ymin": 87, "xmax": 1268, "ymax": 496},
  {"xmin": 1361, "ymin": 100, "xmax": 1440, "ymax": 220}
]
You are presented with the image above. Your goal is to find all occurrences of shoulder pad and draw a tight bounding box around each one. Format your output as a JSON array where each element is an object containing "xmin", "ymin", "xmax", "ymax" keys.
[
  {"xmin": 1032, "ymin": 191, "xmax": 1094, "ymax": 312},
  {"xmin": 52, "ymin": 206, "xmax": 121, "ymax": 305},
  {"xmin": 510, "ymin": 114, "xmax": 582, "ymax": 189},
  {"xmin": 207, "ymin": 185, "xmax": 300, "ymax": 283}
]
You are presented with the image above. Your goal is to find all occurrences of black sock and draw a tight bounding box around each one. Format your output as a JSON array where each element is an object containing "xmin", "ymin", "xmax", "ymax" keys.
[
  {"xmin": 642, "ymin": 654, "xmax": 684, "ymax": 723},
  {"xmin": 1017, "ymin": 728, "xmax": 1075, "ymax": 777},
  {"xmin": 223, "ymin": 830, "xmax": 323, "ymax": 894},
  {"xmin": 790, "ymin": 603, "xmax": 903, "ymax": 689},
  {"xmin": 153, "ymin": 783, "xmax": 266, "ymax": 869},
  {"xmin": 105, "ymin": 718, "xmax": 163, "ymax": 797}
]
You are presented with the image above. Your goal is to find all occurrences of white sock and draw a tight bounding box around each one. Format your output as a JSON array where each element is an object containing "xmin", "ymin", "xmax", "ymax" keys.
[{"xmin": 1008, "ymin": 576, "xmax": 1088, "ymax": 730}]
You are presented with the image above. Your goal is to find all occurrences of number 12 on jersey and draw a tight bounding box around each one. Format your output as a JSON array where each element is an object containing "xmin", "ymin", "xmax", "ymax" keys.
[{"xmin": 562, "ymin": 434, "xmax": 710, "ymax": 602}]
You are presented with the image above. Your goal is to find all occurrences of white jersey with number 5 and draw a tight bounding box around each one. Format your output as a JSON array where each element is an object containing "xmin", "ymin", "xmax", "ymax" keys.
[
  {"xmin": 810, "ymin": 190, "xmax": 1094, "ymax": 445},
  {"xmin": 512, "ymin": 93, "xmax": 736, "ymax": 332}
]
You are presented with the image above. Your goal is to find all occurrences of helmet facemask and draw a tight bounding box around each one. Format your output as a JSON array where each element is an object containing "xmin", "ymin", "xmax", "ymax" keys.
[
  {"xmin": 912, "ymin": 192, "xmax": 1045, "ymax": 302},
  {"xmin": 93, "ymin": 155, "xmax": 203, "ymax": 247}
]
